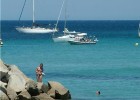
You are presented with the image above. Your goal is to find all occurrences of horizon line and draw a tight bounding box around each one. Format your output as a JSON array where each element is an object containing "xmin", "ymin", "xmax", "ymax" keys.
[{"xmin": 1, "ymin": 19, "xmax": 140, "ymax": 21}]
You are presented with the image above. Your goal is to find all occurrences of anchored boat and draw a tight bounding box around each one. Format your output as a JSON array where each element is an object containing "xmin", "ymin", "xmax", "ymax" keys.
[{"xmin": 16, "ymin": 0, "xmax": 57, "ymax": 34}]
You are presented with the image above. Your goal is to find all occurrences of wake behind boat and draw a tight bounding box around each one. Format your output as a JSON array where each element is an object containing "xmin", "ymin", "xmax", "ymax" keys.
[{"xmin": 16, "ymin": 0, "xmax": 57, "ymax": 34}]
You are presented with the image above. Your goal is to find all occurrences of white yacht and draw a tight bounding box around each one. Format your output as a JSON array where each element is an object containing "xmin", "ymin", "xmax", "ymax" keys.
[
  {"xmin": 16, "ymin": 27, "xmax": 57, "ymax": 34},
  {"xmin": 16, "ymin": 0, "xmax": 57, "ymax": 34}
]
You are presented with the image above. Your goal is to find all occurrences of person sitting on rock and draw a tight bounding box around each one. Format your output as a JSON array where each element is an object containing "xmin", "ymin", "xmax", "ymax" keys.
[{"xmin": 36, "ymin": 63, "xmax": 44, "ymax": 82}]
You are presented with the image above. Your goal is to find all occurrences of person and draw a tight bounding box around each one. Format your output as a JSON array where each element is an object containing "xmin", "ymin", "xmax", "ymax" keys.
[
  {"xmin": 36, "ymin": 63, "xmax": 44, "ymax": 82},
  {"xmin": 96, "ymin": 90, "xmax": 101, "ymax": 95}
]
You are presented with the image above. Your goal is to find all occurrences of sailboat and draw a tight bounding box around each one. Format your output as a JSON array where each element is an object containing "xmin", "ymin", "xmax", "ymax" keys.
[
  {"xmin": 53, "ymin": 0, "xmax": 79, "ymax": 42},
  {"xmin": 16, "ymin": 0, "xmax": 57, "ymax": 34},
  {"xmin": 138, "ymin": 23, "xmax": 140, "ymax": 37}
]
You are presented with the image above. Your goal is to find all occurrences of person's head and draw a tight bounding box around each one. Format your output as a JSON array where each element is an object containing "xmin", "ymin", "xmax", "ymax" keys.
[
  {"xmin": 39, "ymin": 63, "xmax": 43, "ymax": 71},
  {"xmin": 39, "ymin": 63, "xmax": 43, "ymax": 69},
  {"xmin": 96, "ymin": 91, "xmax": 100, "ymax": 95}
]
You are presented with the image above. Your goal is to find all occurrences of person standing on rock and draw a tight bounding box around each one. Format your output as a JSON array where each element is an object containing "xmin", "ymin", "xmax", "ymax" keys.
[{"xmin": 36, "ymin": 63, "xmax": 44, "ymax": 82}]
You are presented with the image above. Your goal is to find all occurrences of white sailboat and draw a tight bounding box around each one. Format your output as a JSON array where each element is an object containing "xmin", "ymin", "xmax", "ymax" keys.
[
  {"xmin": 138, "ymin": 23, "xmax": 140, "ymax": 37},
  {"xmin": 53, "ymin": 0, "xmax": 79, "ymax": 42},
  {"xmin": 16, "ymin": 0, "xmax": 57, "ymax": 34}
]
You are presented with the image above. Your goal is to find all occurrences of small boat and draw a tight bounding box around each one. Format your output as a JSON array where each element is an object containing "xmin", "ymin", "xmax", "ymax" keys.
[{"xmin": 68, "ymin": 33, "xmax": 97, "ymax": 45}]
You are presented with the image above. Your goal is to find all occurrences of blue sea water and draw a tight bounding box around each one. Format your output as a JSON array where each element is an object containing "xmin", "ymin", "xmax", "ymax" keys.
[{"xmin": 1, "ymin": 20, "xmax": 140, "ymax": 100}]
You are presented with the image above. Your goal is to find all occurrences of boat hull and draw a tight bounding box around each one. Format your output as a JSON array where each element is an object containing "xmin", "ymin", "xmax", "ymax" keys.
[
  {"xmin": 68, "ymin": 41, "xmax": 96, "ymax": 45},
  {"xmin": 16, "ymin": 27, "xmax": 57, "ymax": 34},
  {"xmin": 53, "ymin": 35, "xmax": 75, "ymax": 42}
]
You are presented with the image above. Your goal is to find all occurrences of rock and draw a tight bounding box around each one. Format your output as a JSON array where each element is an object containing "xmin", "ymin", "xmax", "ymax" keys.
[
  {"xmin": 0, "ymin": 81, "xmax": 7, "ymax": 88},
  {"xmin": 55, "ymin": 90, "xmax": 71, "ymax": 99},
  {"xmin": 18, "ymin": 89, "xmax": 31, "ymax": 100},
  {"xmin": 7, "ymin": 65, "xmax": 32, "ymax": 93},
  {"xmin": 0, "ymin": 59, "xmax": 9, "ymax": 80},
  {"xmin": 0, "ymin": 60, "xmax": 72, "ymax": 99},
  {"xmin": 8, "ymin": 65, "xmax": 30, "ymax": 82},
  {"xmin": 6, "ymin": 87, "xmax": 18, "ymax": 100},
  {"xmin": 25, "ymin": 79, "xmax": 39, "ymax": 96},
  {"xmin": 48, "ymin": 81, "xmax": 71, "ymax": 99},
  {"xmin": 7, "ymin": 74, "xmax": 26, "ymax": 93},
  {"xmin": 0, "ymin": 86, "xmax": 9, "ymax": 100},
  {"xmin": 47, "ymin": 88, "xmax": 55, "ymax": 98},
  {"xmin": 31, "ymin": 93, "xmax": 54, "ymax": 100},
  {"xmin": 37, "ymin": 82, "xmax": 48, "ymax": 93}
]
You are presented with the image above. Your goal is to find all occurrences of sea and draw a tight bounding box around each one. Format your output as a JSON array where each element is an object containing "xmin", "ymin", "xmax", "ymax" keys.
[{"xmin": 1, "ymin": 20, "xmax": 140, "ymax": 100}]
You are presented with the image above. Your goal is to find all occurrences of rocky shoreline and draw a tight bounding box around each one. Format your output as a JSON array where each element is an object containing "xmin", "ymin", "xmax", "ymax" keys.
[{"xmin": 0, "ymin": 60, "xmax": 71, "ymax": 100}]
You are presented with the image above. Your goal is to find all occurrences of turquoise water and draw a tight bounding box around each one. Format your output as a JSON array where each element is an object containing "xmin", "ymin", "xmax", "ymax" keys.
[{"xmin": 1, "ymin": 21, "xmax": 140, "ymax": 99}]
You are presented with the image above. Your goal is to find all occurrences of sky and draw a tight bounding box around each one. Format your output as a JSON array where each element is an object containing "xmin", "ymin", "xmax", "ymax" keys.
[{"xmin": 1, "ymin": 0, "xmax": 140, "ymax": 20}]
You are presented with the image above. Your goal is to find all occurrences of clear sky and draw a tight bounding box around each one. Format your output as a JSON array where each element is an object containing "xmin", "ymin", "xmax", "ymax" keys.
[{"xmin": 1, "ymin": 0, "xmax": 140, "ymax": 20}]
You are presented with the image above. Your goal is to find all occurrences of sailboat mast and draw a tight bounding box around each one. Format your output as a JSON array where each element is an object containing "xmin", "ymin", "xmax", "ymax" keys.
[
  {"xmin": 33, "ymin": 0, "xmax": 35, "ymax": 23},
  {"xmin": 138, "ymin": 23, "xmax": 140, "ymax": 32},
  {"xmin": 64, "ymin": 0, "xmax": 67, "ymax": 32}
]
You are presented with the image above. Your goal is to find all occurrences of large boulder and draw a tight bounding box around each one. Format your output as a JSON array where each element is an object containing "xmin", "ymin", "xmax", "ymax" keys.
[
  {"xmin": 7, "ymin": 65, "xmax": 30, "ymax": 93},
  {"xmin": 6, "ymin": 87, "xmax": 18, "ymax": 100},
  {"xmin": 37, "ymin": 82, "xmax": 48, "ymax": 93},
  {"xmin": 0, "ymin": 81, "xmax": 7, "ymax": 88},
  {"xmin": 0, "ymin": 60, "xmax": 72, "ymax": 99},
  {"xmin": 7, "ymin": 74, "xmax": 26, "ymax": 93},
  {"xmin": 31, "ymin": 93, "xmax": 54, "ymax": 100},
  {"xmin": 25, "ymin": 79, "xmax": 39, "ymax": 96},
  {"xmin": 0, "ymin": 86, "xmax": 9, "ymax": 100},
  {"xmin": 18, "ymin": 89, "xmax": 31, "ymax": 100},
  {"xmin": 8, "ymin": 65, "xmax": 30, "ymax": 81},
  {"xmin": 47, "ymin": 88, "xmax": 55, "ymax": 98},
  {"xmin": 0, "ymin": 60, "xmax": 9, "ymax": 80},
  {"xmin": 48, "ymin": 81, "xmax": 71, "ymax": 99}
]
